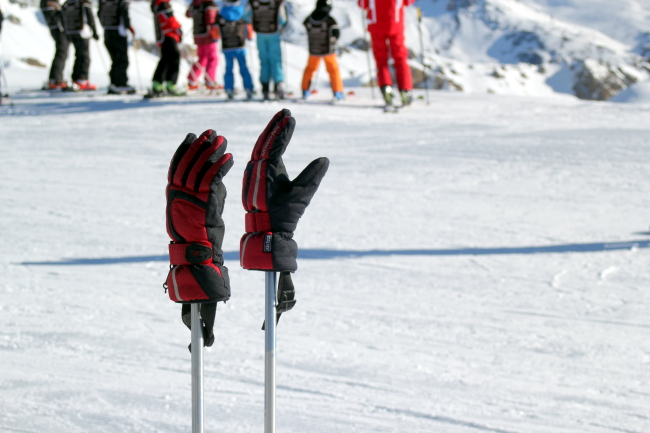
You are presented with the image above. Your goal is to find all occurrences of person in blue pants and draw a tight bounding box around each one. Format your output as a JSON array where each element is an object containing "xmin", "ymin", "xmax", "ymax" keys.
[
  {"xmin": 245, "ymin": 0, "xmax": 286, "ymax": 100},
  {"xmin": 217, "ymin": 0, "xmax": 254, "ymax": 99}
]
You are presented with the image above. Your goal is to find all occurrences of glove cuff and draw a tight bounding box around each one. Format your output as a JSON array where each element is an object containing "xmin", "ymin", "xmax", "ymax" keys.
[
  {"xmin": 245, "ymin": 212, "xmax": 271, "ymax": 232},
  {"xmin": 166, "ymin": 263, "xmax": 230, "ymax": 303},
  {"xmin": 240, "ymin": 232, "xmax": 297, "ymax": 271}
]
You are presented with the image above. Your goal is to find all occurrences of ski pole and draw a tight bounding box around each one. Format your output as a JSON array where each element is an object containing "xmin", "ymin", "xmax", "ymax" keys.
[
  {"xmin": 0, "ymin": 38, "xmax": 14, "ymax": 106},
  {"xmin": 191, "ymin": 303, "xmax": 204, "ymax": 433},
  {"xmin": 282, "ymin": 39, "xmax": 288, "ymax": 92},
  {"xmin": 312, "ymin": 59, "xmax": 321, "ymax": 93},
  {"xmin": 132, "ymin": 38, "xmax": 144, "ymax": 92},
  {"xmin": 264, "ymin": 271, "xmax": 277, "ymax": 433},
  {"xmin": 0, "ymin": 58, "xmax": 14, "ymax": 107},
  {"xmin": 361, "ymin": 10, "xmax": 375, "ymax": 99},
  {"xmin": 416, "ymin": 7, "xmax": 430, "ymax": 106},
  {"xmin": 93, "ymin": 38, "xmax": 110, "ymax": 76}
]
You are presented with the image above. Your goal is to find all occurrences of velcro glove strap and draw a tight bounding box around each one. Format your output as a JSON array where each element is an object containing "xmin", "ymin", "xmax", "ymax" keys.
[
  {"xmin": 245, "ymin": 212, "xmax": 272, "ymax": 232},
  {"xmin": 169, "ymin": 242, "xmax": 213, "ymax": 265}
]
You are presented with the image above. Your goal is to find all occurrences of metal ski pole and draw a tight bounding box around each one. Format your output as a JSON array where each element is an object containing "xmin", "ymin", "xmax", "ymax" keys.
[
  {"xmin": 313, "ymin": 60, "xmax": 321, "ymax": 94},
  {"xmin": 282, "ymin": 39, "xmax": 288, "ymax": 92},
  {"xmin": 416, "ymin": 7, "xmax": 430, "ymax": 106},
  {"xmin": 132, "ymin": 38, "xmax": 144, "ymax": 92},
  {"xmin": 191, "ymin": 303, "xmax": 204, "ymax": 433},
  {"xmin": 93, "ymin": 38, "xmax": 110, "ymax": 76},
  {"xmin": 264, "ymin": 271, "xmax": 277, "ymax": 433},
  {"xmin": 0, "ymin": 61, "xmax": 14, "ymax": 107},
  {"xmin": 361, "ymin": 10, "xmax": 375, "ymax": 99},
  {"xmin": 0, "ymin": 39, "xmax": 14, "ymax": 106}
]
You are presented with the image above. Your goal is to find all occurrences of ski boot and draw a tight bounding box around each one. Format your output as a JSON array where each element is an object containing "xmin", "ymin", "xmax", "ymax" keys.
[
  {"xmin": 226, "ymin": 89, "xmax": 235, "ymax": 100},
  {"xmin": 380, "ymin": 85, "xmax": 398, "ymax": 111},
  {"xmin": 262, "ymin": 82, "xmax": 271, "ymax": 101},
  {"xmin": 400, "ymin": 90, "xmax": 413, "ymax": 107},
  {"xmin": 275, "ymin": 82, "xmax": 285, "ymax": 100},
  {"xmin": 108, "ymin": 84, "xmax": 136, "ymax": 95},
  {"xmin": 73, "ymin": 80, "xmax": 97, "ymax": 91},
  {"xmin": 245, "ymin": 89, "xmax": 254, "ymax": 101},
  {"xmin": 303, "ymin": 90, "xmax": 310, "ymax": 100},
  {"xmin": 187, "ymin": 82, "xmax": 199, "ymax": 91},
  {"xmin": 333, "ymin": 91, "xmax": 344, "ymax": 101},
  {"xmin": 165, "ymin": 82, "xmax": 185, "ymax": 97},
  {"xmin": 46, "ymin": 79, "xmax": 68, "ymax": 90},
  {"xmin": 381, "ymin": 85, "xmax": 393, "ymax": 105},
  {"xmin": 206, "ymin": 82, "xmax": 219, "ymax": 93},
  {"xmin": 145, "ymin": 81, "xmax": 165, "ymax": 98}
]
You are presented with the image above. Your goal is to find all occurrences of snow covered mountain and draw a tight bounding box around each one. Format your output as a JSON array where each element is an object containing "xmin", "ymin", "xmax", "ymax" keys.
[{"xmin": 1, "ymin": 0, "xmax": 649, "ymax": 99}]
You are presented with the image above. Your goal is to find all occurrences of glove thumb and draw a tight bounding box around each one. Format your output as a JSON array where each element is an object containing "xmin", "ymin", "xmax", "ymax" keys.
[
  {"xmin": 289, "ymin": 156, "xmax": 329, "ymax": 209},
  {"xmin": 269, "ymin": 157, "xmax": 329, "ymax": 232}
]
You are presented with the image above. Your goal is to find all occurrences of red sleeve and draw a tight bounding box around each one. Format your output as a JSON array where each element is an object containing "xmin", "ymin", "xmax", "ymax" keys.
[
  {"xmin": 403, "ymin": 0, "xmax": 415, "ymax": 6},
  {"xmin": 159, "ymin": 12, "xmax": 181, "ymax": 31},
  {"xmin": 247, "ymin": 23, "xmax": 254, "ymax": 39},
  {"xmin": 358, "ymin": 0, "xmax": 369, "ymax": 10},
  {"xmin": 168, "ymin": 15, "xmax": 181, "ymax": 30}
]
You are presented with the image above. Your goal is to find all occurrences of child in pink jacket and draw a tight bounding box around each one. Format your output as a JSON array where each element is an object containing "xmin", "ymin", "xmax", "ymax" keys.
[{"xmin": 186, "ymin": 0, "xmax": 219, "ymax": 90}]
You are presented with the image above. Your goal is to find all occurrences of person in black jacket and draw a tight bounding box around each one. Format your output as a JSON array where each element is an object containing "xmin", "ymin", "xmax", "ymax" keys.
[
  {"xmin": 41, "ymin": 0, "xmax": 71, "ymax": 89},
  {"xmin": 62, "ymin": 0, "xmax": 99, "ymax": 90},
  {"xmin": 301, "ymin": 0, "xmax": 344, "ymax": 100},
  {"xmin": 98, "ymin": 0, "xmax": 136, "ymax": 94}
]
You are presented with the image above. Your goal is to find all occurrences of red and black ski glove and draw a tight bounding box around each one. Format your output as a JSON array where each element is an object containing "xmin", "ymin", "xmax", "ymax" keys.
[
  {"xmin": 240, "ymin": 109, "xmax": 329, "ymax": 325},
  {"xmin": 165, "ymin": 130, "xmax": 233, "ymax": 347},
  {"xmin": 241, "ymin": 108, "xmax": 329, "ymax": 270}
]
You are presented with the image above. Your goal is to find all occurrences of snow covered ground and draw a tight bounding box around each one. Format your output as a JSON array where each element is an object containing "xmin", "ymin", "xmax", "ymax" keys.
[{"xmin": 1, "ymin": 88, "xmax": 650, "ymax": 433}]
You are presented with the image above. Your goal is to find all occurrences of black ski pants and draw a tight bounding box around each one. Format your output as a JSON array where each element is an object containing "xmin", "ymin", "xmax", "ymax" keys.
[
  {"xmin": 68, "ymin": 34, "xmax": 91, "ymax": 82},
  {"xmin": 49, "ymin": 27, "xmax": 70, "ymax": 82},
  {"xmin": 153, "ymin": 36, "xmax": 180, "ymax": 84},
  {"xmin": 104, "ymin": 29, "xmax": 129, "ymax": 87}
]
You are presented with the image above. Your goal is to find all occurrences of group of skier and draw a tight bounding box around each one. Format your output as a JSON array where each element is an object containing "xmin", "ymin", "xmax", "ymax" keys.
[
  {"xmin": 40, "ymin": 0, "xmax": 135, "ymax": 93},
  {"xmin": 148, "ymin": 0, "xmax": 289, "ymax": 99},
  {"xmin": 167, "ymin": 0, "xmax": 413, "ymax": 104},
  {"xmin": 35, "ymin": 0, "xmax": 415, "ymax": 105}
]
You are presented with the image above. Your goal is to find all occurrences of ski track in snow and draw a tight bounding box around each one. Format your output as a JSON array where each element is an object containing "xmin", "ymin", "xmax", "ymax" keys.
[{"xmin": 1, "ymin": 89, "xmax": 650, "ymax": 433}]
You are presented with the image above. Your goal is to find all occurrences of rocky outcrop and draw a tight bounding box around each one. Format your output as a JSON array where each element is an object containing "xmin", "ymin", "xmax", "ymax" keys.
[{"xmin": 572, "ymin": 59, "xmax": 638, "ymax": 100}]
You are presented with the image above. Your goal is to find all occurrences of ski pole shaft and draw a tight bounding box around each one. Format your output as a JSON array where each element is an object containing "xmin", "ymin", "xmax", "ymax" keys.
[
  {"xmin": 191, "ymin": 303, "xmax": 204, "ymax": 433},
  {"xmin": 361, "ymin": 10, "xmax": 375, "ymax": 99},
  {"xmin": 93, "ymin": 38, "xmax": 110, "ymax": 75},
  {"xmin": 0, "ymin": 62, "xmax": 13, "ymax": 106},
  {"xmin": 417, "ymin": 8, "xmax": 430, "ymax": 106},
  {"xmin": 264, "ymin": 271, "xmax": 277, "ymax": 433},
  {"xmin": 282, "ymin": 39, "xmax": 288, "ymax": 88},
  {"xmin": 132, "ymin": 38, "xmax": 144, "ymax": 92}
]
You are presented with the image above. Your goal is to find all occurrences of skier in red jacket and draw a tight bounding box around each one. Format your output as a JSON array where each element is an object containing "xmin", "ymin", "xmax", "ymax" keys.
[
  {"xmin": 358, "ymin": 0, "xmax": 414, "ymax": 107},
  {"xmin": 149, "ymin": 0, "xmax": 184, "ymax": 96}
]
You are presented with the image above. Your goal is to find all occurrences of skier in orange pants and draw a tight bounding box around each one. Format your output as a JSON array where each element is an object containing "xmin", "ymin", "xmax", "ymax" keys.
[{"xmin": 301, "ymin": 0, "xmax": 343, "ymax": 100}]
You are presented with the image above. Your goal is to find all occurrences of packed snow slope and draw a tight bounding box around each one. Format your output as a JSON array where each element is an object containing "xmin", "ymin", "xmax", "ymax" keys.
[
  {"xmin": 1, "ymin": 89, "xmax": 650, "ymax": 433},
  {"xmin": 1, "ymin": 0, "xmax": 649, "ymax": 99}
]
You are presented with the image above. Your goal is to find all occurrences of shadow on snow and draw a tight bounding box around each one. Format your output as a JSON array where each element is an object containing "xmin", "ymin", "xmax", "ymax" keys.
[
  {"xmin": 0, "ymin": 93, "xmax": 384, "ymax": 115},
  {"xmin": 0, "ymin": 94, "xmax": 239, "ymax": 116},
  {"xmin": 18, "ymin": 238, "xmax": 650, "ymax": 265}
]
